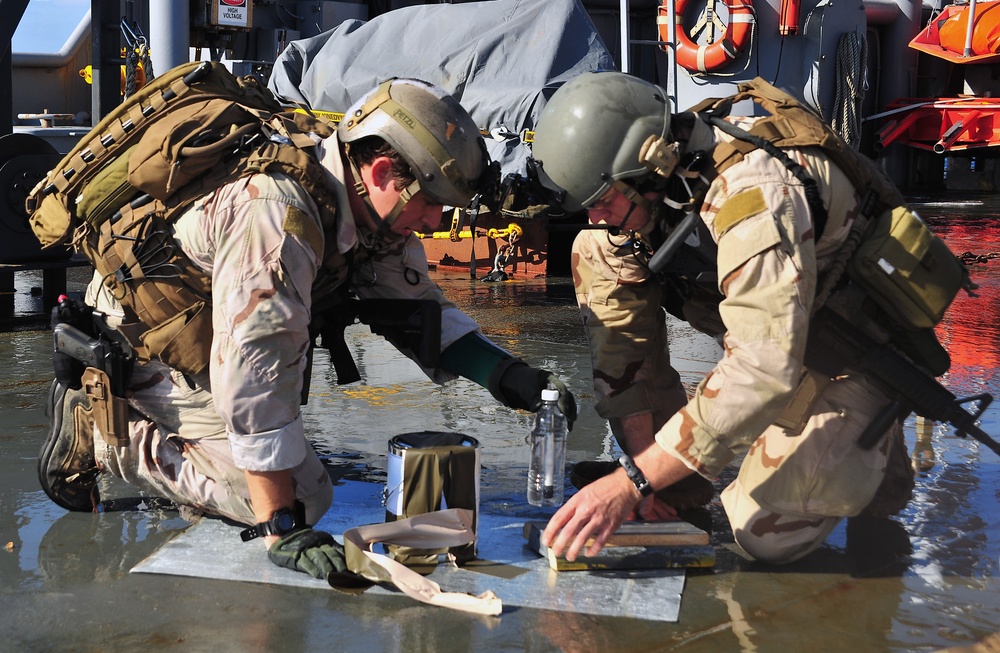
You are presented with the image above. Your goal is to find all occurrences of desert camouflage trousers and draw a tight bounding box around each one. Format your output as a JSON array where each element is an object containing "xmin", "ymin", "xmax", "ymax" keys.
[
  {"xmin": 85, "ymin": 260, "xmax": 333, "ymax": 527},
  {"xmin": 90, "ymin": 356, "xmax": 333, "ymax": 526},
  {"xmin": 81, "ymin": 170, "xmax": 334, "ymax": 525},
  {"xmin": 721, "ymin": 372, "xmax": 910, "ymax": 563}
]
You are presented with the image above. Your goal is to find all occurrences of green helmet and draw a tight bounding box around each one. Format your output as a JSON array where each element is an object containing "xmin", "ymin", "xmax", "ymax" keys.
[
  {"xmin": 531, "ymin": 72, "xmax": 672, "ymax": 213},
  {"xmin": 339, "ymin": 78, "xmax": 488, "ymax": 208}
]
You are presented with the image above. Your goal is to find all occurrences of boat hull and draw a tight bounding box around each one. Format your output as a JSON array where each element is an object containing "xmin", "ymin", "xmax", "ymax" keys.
[{"xmin": 417, "ymin": 212, "xmax": 575, "ymax": 279}]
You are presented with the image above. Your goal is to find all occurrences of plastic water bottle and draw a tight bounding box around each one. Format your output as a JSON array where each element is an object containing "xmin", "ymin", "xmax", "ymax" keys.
[{"xmin": 527, "ymin": 387, "xmax": 568, "ymax": 507}]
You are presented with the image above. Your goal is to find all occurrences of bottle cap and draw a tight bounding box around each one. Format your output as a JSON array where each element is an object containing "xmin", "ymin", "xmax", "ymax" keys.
[{"xmin": 541, "ymin": 389, "xmax": 559, "ymax": 402}]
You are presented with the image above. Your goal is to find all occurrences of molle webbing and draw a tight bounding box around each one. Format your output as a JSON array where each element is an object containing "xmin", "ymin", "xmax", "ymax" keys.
[
  {"xmin": 29, "ymin": 61, "xmax": 284, "ymax": 246},
  {"xmin": 81, "ymin": 201, "xmax": 214, "ymax": 375},
  {"xmin": 689, "ymin": 78, "xmax": 905, "ymax": 220},
  {"xmin": 691, "ymin": 79, "xmax": 966, "ymax": 376},
  {"xmin": 27, "ymin": 61, "xmax": 345, "ymax": 376},
  {"xmin": 120, "ymin": 118, "xmax": 337, "ymax": 375}
]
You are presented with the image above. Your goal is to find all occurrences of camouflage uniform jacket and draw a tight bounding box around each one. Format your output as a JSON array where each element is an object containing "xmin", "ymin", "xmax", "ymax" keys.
[
  {"xmin": 167, "ymin": 131, "xmax": 479, "ymax": 473},
  {"xmin": 574, "ymin": 115, "xmax": 872, "ymax": 479}
]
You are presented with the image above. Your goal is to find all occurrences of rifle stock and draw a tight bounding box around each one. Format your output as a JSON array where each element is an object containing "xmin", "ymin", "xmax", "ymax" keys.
[{"xmin": 807, "ymin": 306, "xmax": 999, "ymax": 457}]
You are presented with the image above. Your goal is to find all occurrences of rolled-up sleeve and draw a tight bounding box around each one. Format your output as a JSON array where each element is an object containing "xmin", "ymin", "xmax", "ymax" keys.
[{"xmin": 192, "ymin": 174, "xmax": 324, "ymax": 471}]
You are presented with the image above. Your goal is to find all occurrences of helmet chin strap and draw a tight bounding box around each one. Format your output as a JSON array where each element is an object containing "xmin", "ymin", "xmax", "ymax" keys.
[
  {"xmin": 345, "ymin": 146, "xmax": 422, "ymax": 241},
  {"xmin": 616, "ymin": 202, "xmax": 637, "ymax": 234},
  {"xmin": 662, "ymin": 150, "xmax": 711, "ymax": 214},
  {"xmin": 602, "ymin": 174, "xmax": 653, "ymax": 212}
]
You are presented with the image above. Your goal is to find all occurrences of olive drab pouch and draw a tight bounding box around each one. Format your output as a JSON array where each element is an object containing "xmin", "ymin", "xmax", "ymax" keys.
[
  {"xmin": 75, "ymin": 146, "xmax": 139, "ymax": 230},
  {"xmin": 848, "ymin": 205, "xmax": 969, "ymax": 331}
]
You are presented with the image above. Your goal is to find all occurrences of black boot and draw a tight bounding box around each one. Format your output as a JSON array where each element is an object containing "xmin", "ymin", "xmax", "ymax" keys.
[
  {"xmin": 38, "ymin": 380, "xmax": 101, "ymax": 512},
  {"xmin": 860, "ymin": 431, "xmax": 915, "ymax": 518}
]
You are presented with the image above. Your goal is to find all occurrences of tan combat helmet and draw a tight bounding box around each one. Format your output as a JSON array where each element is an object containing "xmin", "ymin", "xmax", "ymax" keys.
[
  {"xmin": 339, "ymin": 78, "xmax": 488, "ymax": 227},
  {"xmin": 530, "ymin": 72, "xmax": 673, "ymax": 213}
]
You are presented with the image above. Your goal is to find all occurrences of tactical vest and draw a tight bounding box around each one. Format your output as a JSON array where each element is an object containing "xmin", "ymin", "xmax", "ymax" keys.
[
  {"xmin": 26, "ymin": 61, "xmax": 350, "ymax": 376},
  {"xmin": 678, "ymin": 78, "xmax": 970, "ymax": 376}
]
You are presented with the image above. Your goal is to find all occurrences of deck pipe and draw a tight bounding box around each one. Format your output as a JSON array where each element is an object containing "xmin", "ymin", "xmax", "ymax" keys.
[
  {"xmin": 934, "ymin": 110, "xmax": 981, "ymax": 153},
  {"xmin": 149, "ymin": 0, "xmax": 190, "ymax": 75},
  {"xmin": 963, "ymin": 0, "xmax": 978, "ymax": 57},
  {"xmin": 10, "ymin": 8, "xmax": 89, "ymax": 68}
]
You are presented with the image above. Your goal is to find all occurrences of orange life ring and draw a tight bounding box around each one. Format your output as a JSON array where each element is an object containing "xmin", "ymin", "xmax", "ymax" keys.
[{"xmin": 658, "ymin": 0, "xmax": 755, "ymax": 73}]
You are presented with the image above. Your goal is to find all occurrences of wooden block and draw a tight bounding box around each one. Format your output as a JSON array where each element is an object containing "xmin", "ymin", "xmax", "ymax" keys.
[
  {"xmin": 522, "ymin": 519, "xmax": 709, "ymax": 548},
  {"xmin": 522, "ymin": 521, "xmax": 715, "ymax": 572}
]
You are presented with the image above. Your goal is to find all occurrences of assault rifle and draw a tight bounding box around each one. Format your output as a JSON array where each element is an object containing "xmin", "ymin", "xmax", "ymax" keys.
[
  {"xmin": 806, "ymin": 305, "xmax": 999, "ymax": 457},
  {"xmin": 303, "ymin": 298, "xmax": 441, "ymax": 400}
]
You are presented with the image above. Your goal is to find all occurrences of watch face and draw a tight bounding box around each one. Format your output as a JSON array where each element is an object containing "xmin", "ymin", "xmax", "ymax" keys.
[{"xmin": 274, "ymin": 511, "xmax": 296, "ymax": 533}]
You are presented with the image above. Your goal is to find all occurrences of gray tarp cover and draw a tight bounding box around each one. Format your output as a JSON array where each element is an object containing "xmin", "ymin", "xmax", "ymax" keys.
[{"xmin": 267, "ymin": 0, "xmax": 615, "ymax": 175}]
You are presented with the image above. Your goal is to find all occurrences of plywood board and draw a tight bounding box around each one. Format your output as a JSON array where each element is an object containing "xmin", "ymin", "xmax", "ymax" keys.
[{"xmin": 523, "ymin": 521, "xmax": 716, "ymax": 572}]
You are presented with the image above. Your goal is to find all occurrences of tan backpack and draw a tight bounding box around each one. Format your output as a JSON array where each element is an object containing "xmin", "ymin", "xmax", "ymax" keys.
[
  {"xmin": 26, "ymin": 61, "xmax": 341, "ymax": 375},
  {"xmin": 691, "ymin": 79, "xmax": 973, "ymax": 375}
]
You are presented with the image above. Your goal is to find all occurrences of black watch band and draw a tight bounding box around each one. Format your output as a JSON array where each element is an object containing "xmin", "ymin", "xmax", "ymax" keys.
[
  {"xmin": 240, "ymin": 501, "xmax": 307, "ymax": 542},
  {"xmin": 618, "ymin": 454, "xmax": 654, "ymax": 497}
]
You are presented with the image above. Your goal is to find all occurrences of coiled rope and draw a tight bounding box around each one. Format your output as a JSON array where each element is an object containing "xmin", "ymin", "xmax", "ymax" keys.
[{"xmin": 832, "ymin": 30, "xmax": 868, "ymax": 150}]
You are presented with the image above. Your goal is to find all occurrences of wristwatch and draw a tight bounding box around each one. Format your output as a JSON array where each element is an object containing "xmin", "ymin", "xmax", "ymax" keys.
[
  {"xmin": 239, "ymin": 502, "xmax": 307, "ymax": 542},
  {"xmin": 618, "ymin": 454, "xmax": 654, "ymax": 497}
]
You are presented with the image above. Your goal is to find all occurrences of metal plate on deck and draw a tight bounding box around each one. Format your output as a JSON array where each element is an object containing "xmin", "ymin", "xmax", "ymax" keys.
[{"xmin": 131, "ymin": 488, "xmax": 686, "ymax": 622}]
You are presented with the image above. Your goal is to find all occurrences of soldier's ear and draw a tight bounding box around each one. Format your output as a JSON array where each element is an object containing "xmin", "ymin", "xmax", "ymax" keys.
[{"xmin": 368, "ymin": 156, "xmax": 395, "ymax": 192}]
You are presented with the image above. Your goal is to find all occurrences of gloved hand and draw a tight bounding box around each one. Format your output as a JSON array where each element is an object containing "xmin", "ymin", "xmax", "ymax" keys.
[
  {"xmin": 488, "ymin": 358, "xmax": 578, "ymax": 430},
  {"xmin": 267, "ymin": 528, "xmax": 347, "ymax": 579}
]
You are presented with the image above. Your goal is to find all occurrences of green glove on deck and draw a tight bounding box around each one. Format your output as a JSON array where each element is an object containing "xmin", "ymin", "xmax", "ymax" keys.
[
  {"xmin": 489, "ymin": 358, "xmax": 578, "ymax": 430},
  {"xmin": 267, "ymin": 528, "xmax": 347, "ymax": 579}
]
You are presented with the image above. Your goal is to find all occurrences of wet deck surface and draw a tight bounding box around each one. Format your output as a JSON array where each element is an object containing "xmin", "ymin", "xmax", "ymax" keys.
[{"xmin": 1, "ymin": 199, "xmax": 999, "ymax": 651}]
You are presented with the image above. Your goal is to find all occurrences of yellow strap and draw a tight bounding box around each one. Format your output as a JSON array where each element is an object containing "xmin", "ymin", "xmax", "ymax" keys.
[{"xmin": 293, "ymin": 107, "xmax": 344, "ymax": 124}]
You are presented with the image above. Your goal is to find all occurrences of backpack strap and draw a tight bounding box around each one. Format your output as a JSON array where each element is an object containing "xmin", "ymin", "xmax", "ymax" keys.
[{"xmin": 706, "ymin": 114, "xmax": 830, "ymax": 241}]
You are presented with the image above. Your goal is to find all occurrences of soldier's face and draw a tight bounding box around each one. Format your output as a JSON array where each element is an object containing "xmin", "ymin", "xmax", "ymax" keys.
[
  {"xmin": 390, "ymin": 192, "xmax": 445, "ymax": 237},
  {"xmin": 358, "ymin": 157, "xmax": 444, "ymax": 235},
  {"xmin": 586, "ymin": 188, "xmax": 651, "ymax": 232}
]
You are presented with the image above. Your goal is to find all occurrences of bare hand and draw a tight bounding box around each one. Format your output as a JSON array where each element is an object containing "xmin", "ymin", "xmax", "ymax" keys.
[
  {"xmin": 630, "ymin": 493, "xmax": 678, "ymax": 521},
  {"xmin": 541, "ymin": 470, "xmax": 639, "ymax": 561}
]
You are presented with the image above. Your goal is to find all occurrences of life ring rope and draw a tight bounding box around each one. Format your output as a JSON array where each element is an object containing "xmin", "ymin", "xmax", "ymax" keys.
[{"xmin": 658, "ymin": 0, "xmax": 756, "ymax": 74}]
